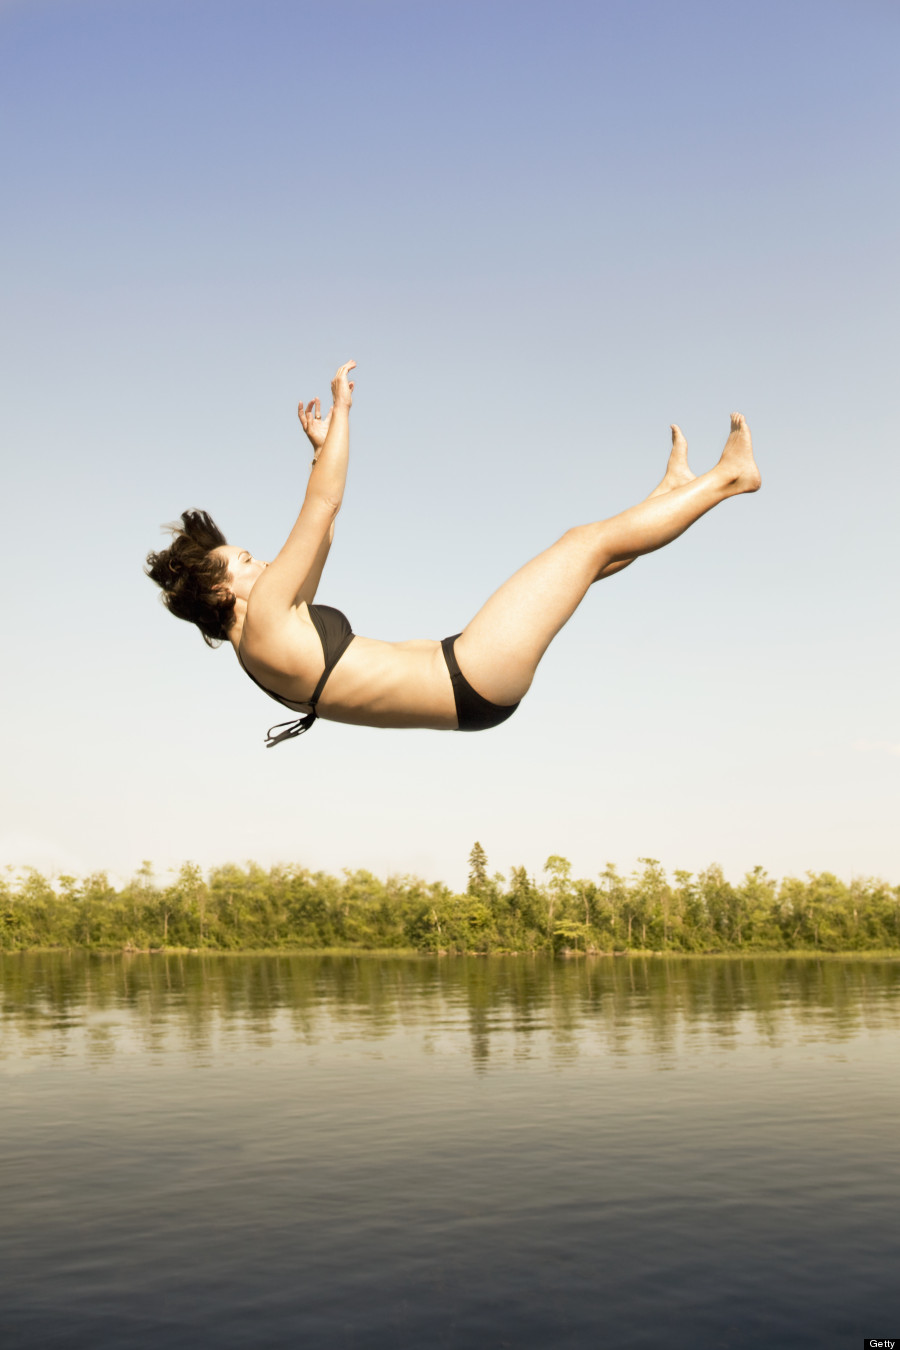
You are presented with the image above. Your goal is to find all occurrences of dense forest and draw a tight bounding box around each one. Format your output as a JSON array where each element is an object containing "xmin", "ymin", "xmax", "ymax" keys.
[{"xmin": 1, "ymin": 845, "xmax": 898, "ymax": 954}]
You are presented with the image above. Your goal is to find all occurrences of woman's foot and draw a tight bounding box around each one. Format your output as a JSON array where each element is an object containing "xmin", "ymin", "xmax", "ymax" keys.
[
  {"xmin": 717, "ymin": 412, "xmax": 761, "ymax": 493},
  {"xmin": 649, "ymin": 424, "xmax": 696, "ymax": 497}
]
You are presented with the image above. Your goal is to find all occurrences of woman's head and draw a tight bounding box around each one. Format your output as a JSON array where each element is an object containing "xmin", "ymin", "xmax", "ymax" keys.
[{"xmin": 145, "ymin": 509, "xmax": 236, "ymax": 647}]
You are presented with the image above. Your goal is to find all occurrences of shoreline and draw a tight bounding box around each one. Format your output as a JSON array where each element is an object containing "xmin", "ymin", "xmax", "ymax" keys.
[{"xmin": 3, "ymin": 946, "xmax": 899, "ymax": 961}]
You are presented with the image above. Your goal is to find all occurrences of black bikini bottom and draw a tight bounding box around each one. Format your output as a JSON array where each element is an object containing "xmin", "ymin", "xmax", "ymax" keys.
[{"xmin": 441, "ymin": 634, "xmax": 520, "ymax": 732}]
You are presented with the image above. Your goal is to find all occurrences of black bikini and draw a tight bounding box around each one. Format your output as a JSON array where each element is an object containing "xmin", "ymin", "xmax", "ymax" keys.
[
  {"xmin": 238, "ymin": 604, "xmax": 355, "ymax": 747},
  {"xmin": 440, "ymin": 634, "xmax": 519, "ymax": 732},
  {"xmin": 239, "ymin": 605, "xmax": 519, "ymax": 746}
]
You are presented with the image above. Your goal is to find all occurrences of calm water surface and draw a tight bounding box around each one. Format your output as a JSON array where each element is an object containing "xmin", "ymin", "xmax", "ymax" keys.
[{"xmin": 1, "ymin": 953, "xmax": 899, "ymax": 1349}]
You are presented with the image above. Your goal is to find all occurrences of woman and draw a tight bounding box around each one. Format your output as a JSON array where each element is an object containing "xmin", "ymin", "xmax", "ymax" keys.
[{"xmin": 146, "ymin": 360, "xmax": 760, "ymax": 745}]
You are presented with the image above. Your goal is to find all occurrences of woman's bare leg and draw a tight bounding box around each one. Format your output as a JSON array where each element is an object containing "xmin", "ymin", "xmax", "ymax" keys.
[
  {"xmin": 595, "ymin": 423, "xmax": 695, "ymax": 579},
  {"xmin": 455, "ymin": 414, "xmax": 759, "ymax": 706}
]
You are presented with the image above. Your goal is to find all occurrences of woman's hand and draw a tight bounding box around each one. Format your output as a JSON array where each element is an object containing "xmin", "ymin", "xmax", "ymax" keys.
[
  {"xmin": 298, "ymin": 397, "xmax": 332, "ymax": 452},
  {"xmin": 331, "ymin": 359, "xmax": 356, "ymax": 409},
  {"xmin": 299, "ymin": 361, "xmax": 355, "ymax": 458}
]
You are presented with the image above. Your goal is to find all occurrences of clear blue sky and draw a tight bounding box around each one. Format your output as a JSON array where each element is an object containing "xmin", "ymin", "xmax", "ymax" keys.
[{"xmin": 2, "ymin": 0, "xmax": 898, "ymax": 890}]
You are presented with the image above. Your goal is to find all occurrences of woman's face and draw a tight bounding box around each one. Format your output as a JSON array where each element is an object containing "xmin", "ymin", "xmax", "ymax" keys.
[{"xmin": 213, "ymin": 545, "xmax": 268, "ymax": 602}]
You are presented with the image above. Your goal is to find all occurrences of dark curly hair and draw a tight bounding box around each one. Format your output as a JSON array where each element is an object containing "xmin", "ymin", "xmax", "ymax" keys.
[{"xmin": 145, "ymin": 509, "xmax": 236, "ymax": 647}]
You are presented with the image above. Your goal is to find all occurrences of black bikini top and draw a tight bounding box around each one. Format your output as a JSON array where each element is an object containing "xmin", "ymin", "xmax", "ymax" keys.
[{"xmin": 237, "ymin": 603, "xmax": 355, "ymax": 747}]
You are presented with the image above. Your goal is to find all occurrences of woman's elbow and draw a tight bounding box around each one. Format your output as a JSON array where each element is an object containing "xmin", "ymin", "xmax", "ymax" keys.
[{"xmin": 307, "ymin": 490, "xmax": 342, "ymax": 518}]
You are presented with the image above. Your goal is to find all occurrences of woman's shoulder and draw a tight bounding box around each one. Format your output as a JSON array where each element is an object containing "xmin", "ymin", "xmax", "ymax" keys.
[{"xmin": 239, "ymin": 601, "xmax": 319, "ymax": 675}]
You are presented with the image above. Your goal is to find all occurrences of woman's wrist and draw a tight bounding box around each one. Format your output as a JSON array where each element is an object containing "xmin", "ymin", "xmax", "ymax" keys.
[{"xmin": 312, "ymin": 405, "xmax": 349, "ymax": 467}]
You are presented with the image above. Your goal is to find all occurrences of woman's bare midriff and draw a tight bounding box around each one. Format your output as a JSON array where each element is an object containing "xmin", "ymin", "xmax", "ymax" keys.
[
  {"xmin": 317, "ymin": 635, "xmax": 458, "ymax": 729},
  {"xmin": 240, "ymin": 605, "xmax": 459, "ymax": 731}
]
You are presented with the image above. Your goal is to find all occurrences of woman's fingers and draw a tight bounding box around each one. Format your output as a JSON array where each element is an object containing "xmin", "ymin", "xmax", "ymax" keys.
[
  {"xmin": 302, "ymin": 363, "xmax": 354, "ymax": 419},
  {"xmin": 298, "ymin": 398, "xmax": 323, "ymax": 432},
  {"xmin": 331, "ymin": 360, "xmax": 356, "ymax": 405}
]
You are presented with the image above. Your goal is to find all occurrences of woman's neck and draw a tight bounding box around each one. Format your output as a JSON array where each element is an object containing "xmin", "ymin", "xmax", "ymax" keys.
[{"xmin": 228, "ymin": 597, "xmax": 247, "ymax": 650}]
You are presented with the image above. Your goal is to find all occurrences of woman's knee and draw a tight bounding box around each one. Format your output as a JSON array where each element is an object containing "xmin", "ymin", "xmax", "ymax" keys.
[
  {"xmin": 555, "ymin": 525, "xmax": 604, "ymax": 577},
  {"xmin": 559, "ymin": 523, "xmax": 599, "ymax": 551}
]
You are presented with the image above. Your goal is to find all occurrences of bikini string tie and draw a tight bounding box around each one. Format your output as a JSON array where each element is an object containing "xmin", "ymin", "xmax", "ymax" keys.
[{"xmin": 264, "ymin": 712, "xmax": 316, "ymax": 748}]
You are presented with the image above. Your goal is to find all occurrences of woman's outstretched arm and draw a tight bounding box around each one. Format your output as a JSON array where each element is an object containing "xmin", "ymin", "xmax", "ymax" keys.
[
  {"xmin": 305, "ymin": 359, "xmax": 355, "ymax": 510},
  {"xmin": 245, "ymin": 361, "xmax": 355, "ymax": 625}
]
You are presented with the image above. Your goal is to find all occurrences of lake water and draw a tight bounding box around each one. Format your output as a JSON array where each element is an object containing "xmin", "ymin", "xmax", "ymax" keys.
[{"xmin": 1, "ymin": 953, "xmax": 899, "ymax": 1349}]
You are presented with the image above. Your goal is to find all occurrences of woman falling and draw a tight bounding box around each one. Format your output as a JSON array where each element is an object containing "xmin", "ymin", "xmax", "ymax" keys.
[{"xmin": 146, "ymin": 361, "xmax": 760, "ymax": 745}]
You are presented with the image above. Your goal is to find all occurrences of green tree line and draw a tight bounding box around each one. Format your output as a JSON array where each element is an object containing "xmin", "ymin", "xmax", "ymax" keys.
[{"xmin": 1, "ymin": 846, "xmax": 898, "ymax": 954}]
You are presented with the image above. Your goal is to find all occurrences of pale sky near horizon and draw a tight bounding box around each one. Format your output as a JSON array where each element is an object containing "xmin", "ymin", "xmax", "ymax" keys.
[{"xmin": 2, "ymin": 0, "xmax": 898, "ymax": 892}]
